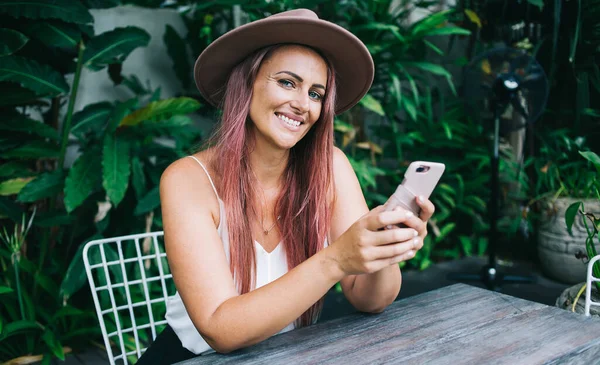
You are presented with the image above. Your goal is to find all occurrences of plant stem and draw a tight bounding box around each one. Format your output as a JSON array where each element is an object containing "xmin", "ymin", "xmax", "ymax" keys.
[
  {"xmin": 13, "ymin": 254, "xmax": 25, "ymax": 320},
  {"xmin": 58, "ymin": 40, "xmax": 86, "ymax": 170}
]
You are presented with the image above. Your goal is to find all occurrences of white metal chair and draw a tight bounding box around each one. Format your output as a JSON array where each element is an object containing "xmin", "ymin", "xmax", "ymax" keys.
[
  {"xmin": 585, "ymin": 255, "xmax": 600, "ymax": 316},
  {"xmin": 83, "ymin": 231, "xmax": 175, "ymax": 364}
]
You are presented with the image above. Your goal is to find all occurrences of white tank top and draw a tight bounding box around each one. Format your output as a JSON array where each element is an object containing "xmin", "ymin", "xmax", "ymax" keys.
[{"xmin": 165, "ymin": 156, "xmax": 301, "ymax": 355}]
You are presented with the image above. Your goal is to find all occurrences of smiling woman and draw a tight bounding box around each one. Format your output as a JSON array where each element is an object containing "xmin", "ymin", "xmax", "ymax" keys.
[{"xmin": 137, "ymin": 8, "xmax": 437, "ymax": 364}]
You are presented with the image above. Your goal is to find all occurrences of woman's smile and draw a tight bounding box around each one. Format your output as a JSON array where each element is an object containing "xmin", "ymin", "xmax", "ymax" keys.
[{"xmin": 275, "ymin": 112, "xmax": 304, "ymax": 130}]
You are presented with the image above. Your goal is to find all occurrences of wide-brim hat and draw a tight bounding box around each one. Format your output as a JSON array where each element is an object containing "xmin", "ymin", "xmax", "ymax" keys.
[{"xmin": 193, "ymin": 8, "xmax": 374, "ymax": 115}]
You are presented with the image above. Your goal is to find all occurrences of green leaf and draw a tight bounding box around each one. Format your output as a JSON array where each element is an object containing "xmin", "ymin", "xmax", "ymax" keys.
[
  {"xmin": 1, "ymin": 112, "xmax": 60, "ymax": 140},
  {"xmin": 527, "ymin": 0, "xmax": 544, "ymax": 10},
  {"xmin": 102, "ymin": 134, "xmax": 131, "ymax": 206},
  {"xmin": 22, "ymin": 21, "xmax": 81, "ymax": 49},
  {"xmin": 0, "ymin": 56, "xmax": 69, "ymax": 95},
  {"xmin": 0, "ymin": 0, "xmax": 93, "ymax": 24},
  {"xmin": 64, "ymin": 148, "xmax": 102, "ymax": 213},
  {"xmin": 402, "ymin": 97, "xmax": 417, "ymax": 121},
  {"xmin": 120, "ymin": 97, "xmax": 201, "ymax": 127},
  {"xmin": 17, "ymin": 170, "xmax": 65, "ymax": 202},
  {"xmin": 0, "ymin": 177, "xmax": 34, "ymax": 196},
  {"xmin": 0, "ymin": 82, "xmax": 42, "ymax": 106},
  {"xmin": 83, "ymin": 27, "xmax": 151, "ymax": 71},
  {"xmin": 107, "ymin": 98, "xmax": 137, "ymax": 132},
  {"xmin": 131, "ymin": 156, "xmax": 146, "ymax": 199},
  {"xmin": 359, "ymin": 94, "xmax": 385, "ymax": 116},
  {"xmin": 0, "ymin": 320, "xmax": 41, "ymax": 341},
  {"xmin": 423, "ymin": 27, "xmax": 471, "ymax": 37},
  {"xmin": 565, "ymin": 201, "xmax": 583, "ymax": 235},
  {"xmin": 0, "ymin": 140, "xmax": 60, "ymax": 159},
  {"xmin": 70, "ymin": 102, "xmax": 113, "ymax": 138},
  {"xmin": 42, "ymin": 330, "xmax": 65, "ymax": 360},
  {"xmin": 81, "ymin": 0, "xmax": 120, "ymax": 8},
  {"xmin": 404, "ymin": 61, "xmax": 452, "ymax": 78},
  {"xmin": 0, "ymin": 286, "xmax": 14, "ymax": 294},
  {"xmin": 423, "ymin": 39, "xmax": 444, "ymax": 55},
  {"xmin": 412, "ymin": 9, "xmax": 454, "ymax": 35},
  {"xmin": 60, "ymin": 237, "xmax": 98, "ymax": 302},
  {"xmin": 0, "ymin": 28, "xmax": 28, "ymax": 56},
  {"xmin": 164, "ymin": 25, "xmax": 191, "ymax": 89},
  {"xmin": 134, "ymin": 185, "xmax": 160, "ymax": 215},
  {"xmin": 580, "ymin": 151, "xmax": 600, "ymax": 169}
]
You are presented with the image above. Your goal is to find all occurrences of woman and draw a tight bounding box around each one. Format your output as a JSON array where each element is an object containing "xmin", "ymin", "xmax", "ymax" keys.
[{"xmin": 138, "ymin": 8, "xmax": 434, "ymax": 364}]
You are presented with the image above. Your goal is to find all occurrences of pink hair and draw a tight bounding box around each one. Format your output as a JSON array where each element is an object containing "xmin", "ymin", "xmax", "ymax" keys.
[{"xmin": 206, "ymin": 44, "xmax": 337, "ymax": 327}]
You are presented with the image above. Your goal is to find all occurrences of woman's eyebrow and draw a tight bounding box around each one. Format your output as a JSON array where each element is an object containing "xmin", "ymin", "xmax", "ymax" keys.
[{"xmin": 275, "ymin": 70, "xmax": 326, "ymax": 90}]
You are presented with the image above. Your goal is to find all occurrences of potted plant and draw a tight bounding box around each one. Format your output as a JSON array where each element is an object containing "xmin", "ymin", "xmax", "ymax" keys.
[
  {"xmin": 555, "ymin": 151, "xmax": 600, "ymax": 316},
  {"xmin": 532, "ymin": 130, "xmax": 600, "ymax": 284}
]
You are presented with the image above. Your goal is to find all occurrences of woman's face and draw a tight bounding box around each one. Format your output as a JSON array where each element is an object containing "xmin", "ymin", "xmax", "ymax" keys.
[{"xmin": 248, "ymin": 45, "xmax": 328, "ymax": 151}]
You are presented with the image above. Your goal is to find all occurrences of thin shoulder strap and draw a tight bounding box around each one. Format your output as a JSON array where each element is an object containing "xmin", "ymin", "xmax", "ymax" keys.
[{"xmin": 186, "ymin": 155, "xmax": 220, "ymax": 201}]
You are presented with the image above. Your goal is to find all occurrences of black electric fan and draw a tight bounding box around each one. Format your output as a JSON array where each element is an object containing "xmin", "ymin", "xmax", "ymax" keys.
[{"xmin": 448, "ymin": 47, "xmax": 549, "ymax": 290}]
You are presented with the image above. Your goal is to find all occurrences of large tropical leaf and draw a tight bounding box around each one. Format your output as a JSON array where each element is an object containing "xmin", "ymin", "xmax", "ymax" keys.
[
  {"xmin": 0, "ymin": 177, "xmax": 34, "ymax": 196},
  {"xmin": 0, "ymin": 0, "xmax": 93, "ymax": 24},
  {"xmin": 64, "ymin": 148, "xmax": 102, "ymax": 213},
  {"xmin": 0, "ymin": 56, "xmax": 69, "ymax": 95},
  {"xmin": 120, "ymin": 97, "xmax": 201, "ymax": 127},
  {"xmin": 134, "ymin": 185, "xmax": 160, "ymax": 215},
  {"xmin": 1, "ymin": 112, "xmax": 60, "ymax": 140},
  {"xmin": 107, "ymin": 98, "xmax": 137, "ymax": 133},
  {"xmin": 102, "ymin": 134, "xmax": 131, "ymax": 206},
  {"xmin": 0, "ymin": 140, "xmax": 60, "ymax": 159},
  {"xmin": 0, "ymin": 28, "xmax": 28, "ymax": 56},
  {"xmin": 164, "ymin": 25, "xmax": 191, "ymax": 89},
  {"xmin": 17, "ymin": 169, "xmax": 65, "ymax": 202},
  {"xmin": 82, "ymin": 27, "xmax": 151, "ymax": 71},
  {"xmin": 59, "ymin": 233, "xmax": 101, "ymax": 303},
  {"xmin": 70, "ymin": 102, "xmax": 113, "ymax": 139},
  {"xmin": 131, "ymin": 156, "xmax": 146, "ymax": 199},
  {"xmin": 0, "ymin": 161, "xmax": 31, "ymax": 178},
  {"xmin": 22, "ymin": 21, "xmax": 81, "ymax": 50}
]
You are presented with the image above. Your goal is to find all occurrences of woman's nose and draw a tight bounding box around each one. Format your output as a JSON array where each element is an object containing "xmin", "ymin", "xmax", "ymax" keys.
[{"xmin": 289, "ymin": 91, "xmax": 309, "ymax": 113}]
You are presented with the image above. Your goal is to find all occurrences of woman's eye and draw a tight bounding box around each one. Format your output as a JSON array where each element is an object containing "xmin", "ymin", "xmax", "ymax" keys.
[
  {"xmin": 309, "ymin": 91, "xmax": 322, "ymax": 101},
  {"xmin": 278, "ymin": 79, "xmax": 294, "ymax": 88}
]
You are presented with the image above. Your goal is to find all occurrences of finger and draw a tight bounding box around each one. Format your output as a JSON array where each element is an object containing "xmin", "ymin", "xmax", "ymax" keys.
[
  {"xmin": 373, "ymin": 249, "xmax": 416, "ymax": 267},
  {"xmin": 365, "ymin": 208, "xmax": 414, "ymax": 231},
  {"xmin": 372, "ymin": 227, "xmax": 419, "ymax": 247},
  {"xmin": 373, "ymin": 237, "xmax": 421, "ymax": 259},
  {"xmin": 399, "ymin": 214, "xmax": 427, "ymax": 235},
  {"xmin": 415, "ymin": 195, "xmax": 435, "ymax": 221}
]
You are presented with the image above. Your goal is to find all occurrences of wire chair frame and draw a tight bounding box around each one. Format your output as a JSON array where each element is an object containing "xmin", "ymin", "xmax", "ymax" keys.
[
  {"xmin": 585, "ymin": 255, "xmax": 600, "ymax": 316},
  {"xmin": 83, "ymin": 231, "xmax": 174, "ymax": 364}
]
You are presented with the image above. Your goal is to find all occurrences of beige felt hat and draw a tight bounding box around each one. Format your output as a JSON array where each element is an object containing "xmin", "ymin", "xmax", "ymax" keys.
[{"xmin": 193, "ymin": 8, "xmax": 374, "ymax": 115}]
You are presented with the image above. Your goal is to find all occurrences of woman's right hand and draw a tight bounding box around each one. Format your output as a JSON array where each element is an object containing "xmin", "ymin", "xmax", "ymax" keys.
[{"xmin": 330, "ymin": 205, "xmax": 423, "ymax": 276}]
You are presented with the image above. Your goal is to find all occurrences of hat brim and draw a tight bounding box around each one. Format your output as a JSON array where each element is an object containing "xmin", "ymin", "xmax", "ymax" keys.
[{"xmin": 194, "ymin": 16, "xmax": 374, "ymax": 115}]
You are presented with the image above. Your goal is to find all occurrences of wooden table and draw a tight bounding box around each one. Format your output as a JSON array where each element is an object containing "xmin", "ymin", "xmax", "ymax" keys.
[{"xmin": 177, "ymin": 283, "xmax": 600, "ymax": 365}]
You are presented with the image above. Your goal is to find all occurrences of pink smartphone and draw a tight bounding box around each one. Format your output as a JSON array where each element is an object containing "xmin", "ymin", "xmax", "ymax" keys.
[{"xmin": 384, "ymin": 161, "xmax": 445, "ymax": 217}]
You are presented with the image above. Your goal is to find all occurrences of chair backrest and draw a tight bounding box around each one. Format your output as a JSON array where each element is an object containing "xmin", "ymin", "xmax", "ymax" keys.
[
  {"xmin": 83, "ymin": 231, "xmax": 175, "ymax": 364},
  {"xmin": 585, "ymin": 255, "xmax": 600, "ymax": 316}
]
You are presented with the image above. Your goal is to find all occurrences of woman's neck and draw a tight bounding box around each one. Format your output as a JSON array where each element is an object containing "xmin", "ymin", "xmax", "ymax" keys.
[{"xmin": 248, "ymin": 138, "xmax": 289, "ymax": 191}]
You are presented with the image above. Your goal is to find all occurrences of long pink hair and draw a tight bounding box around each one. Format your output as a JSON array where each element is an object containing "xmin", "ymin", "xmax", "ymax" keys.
[{"xmin": 206, "ymin": 44, "xmax": 337, "ymax": 327}]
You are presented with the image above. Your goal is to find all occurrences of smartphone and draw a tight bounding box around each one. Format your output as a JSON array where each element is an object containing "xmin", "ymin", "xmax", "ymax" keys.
[{"xmin": 384, "ymin": 161, "xmax": 445, "ymax": 217}]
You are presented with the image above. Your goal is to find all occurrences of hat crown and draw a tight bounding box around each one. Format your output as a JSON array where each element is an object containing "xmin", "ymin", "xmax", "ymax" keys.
[{"xmin": 269, "ymin": 8, "xmax": 319, "ymax": 20}]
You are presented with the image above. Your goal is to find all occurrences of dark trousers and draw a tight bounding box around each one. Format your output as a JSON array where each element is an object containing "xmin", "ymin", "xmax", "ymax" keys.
[{"xmin": 136, "ymin": 325, "xmax": 196, "ymax": 364}]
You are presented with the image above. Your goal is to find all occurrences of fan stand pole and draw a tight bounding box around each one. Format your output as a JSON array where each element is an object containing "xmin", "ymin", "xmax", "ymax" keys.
[{"xmin": 447, "ymin": 110, "xmax": 535, "ymax": 291}]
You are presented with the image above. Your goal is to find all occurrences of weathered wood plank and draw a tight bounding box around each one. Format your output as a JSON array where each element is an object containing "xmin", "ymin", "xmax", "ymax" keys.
[{"xmin": 177, "ymin": 284, "xmax": 600, "ymax": 365}]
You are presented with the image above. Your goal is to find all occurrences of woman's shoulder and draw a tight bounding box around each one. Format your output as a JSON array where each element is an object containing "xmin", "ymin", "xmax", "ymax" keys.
[{"xmin": 160, "ymin": 149, "xmax": 221, "ymax": 213}]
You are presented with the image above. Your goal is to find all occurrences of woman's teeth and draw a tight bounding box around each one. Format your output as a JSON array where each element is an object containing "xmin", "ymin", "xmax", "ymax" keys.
[{"xmin": 277, "ymin": 113, "xmax": 301, "ymax": 127}]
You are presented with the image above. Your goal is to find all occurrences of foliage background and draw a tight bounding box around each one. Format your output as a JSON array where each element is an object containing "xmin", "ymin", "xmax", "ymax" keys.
[{"xmin": 3, "ymin": 0, "xmax": 598, "ymax": 362}]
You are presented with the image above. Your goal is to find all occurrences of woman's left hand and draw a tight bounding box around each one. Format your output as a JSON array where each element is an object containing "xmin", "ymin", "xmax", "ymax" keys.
[{"xmin": 403, "ymin": 195, "xmax": 435, "ymax": 257}]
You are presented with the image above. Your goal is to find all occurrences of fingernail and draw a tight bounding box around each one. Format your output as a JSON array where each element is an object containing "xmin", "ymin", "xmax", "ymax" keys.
[
  {"xmin": 413, "ymin": 229, "xmax": 418, "ymax": 237},
  {"xmin": 413, "ymin": 238, "xmax": 419, "ymax": 248},
  {"xmin": 407, "ymin": 250, "xmax": 415, "ymax": 258},
  {"xmin": 405, "ymin": 211, "xmax": 414, "ymax": 218},
  {"xmin": 418, "ymin": 195, "xmax": 425, "ymax": 203}
]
